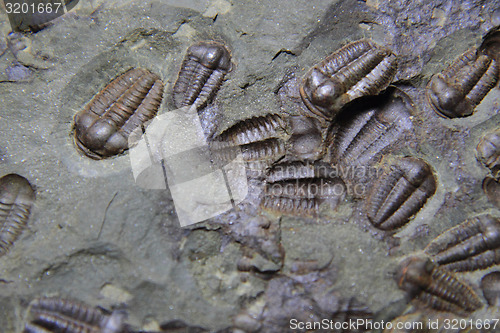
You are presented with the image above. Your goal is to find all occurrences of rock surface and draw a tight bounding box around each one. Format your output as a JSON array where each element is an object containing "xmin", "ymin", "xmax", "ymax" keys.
[{"xmin": 0, "ymin": 0, "xmax": 499, "ymax": 331}]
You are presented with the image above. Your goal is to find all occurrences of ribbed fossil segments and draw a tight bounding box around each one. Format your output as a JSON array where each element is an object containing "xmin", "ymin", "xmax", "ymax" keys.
[
  {"xmin": 300, "ymin": 39, "xmax": 397, "ymax": 120},
  {"xmin": 210, "ymin": 114, "xmax": 288, "ymax": 175},
  {"xmin": 396, "ymin": 257, "xmax": 483, "ymax": 313},
  {"xmin": 262, "ymin": 161, "xmax": 345, "ymax": 217},
  {"xmin": 0, "ymin": 174, "xmax": 35, "ymax": 257},
  {"xmin": 426, "ymin": 48, "xmax": 499, "ymax": 118},
  {"xmin": 212, "ymin": 114, "xmax": 287, "ymax": 146},
  {"xmin": 24, "ymin": 297, "xmax": 126, "ymax": 333},
  {"xmin": 424, "ymin": 214, "xmax": 500, "ymax": 272},
  {"xmin": 173, "ymin": 41, "xmax": 232, "ymax": 110},
  {"xmin": 330, "ymin": 87, "xmax": 414, "ymax": 168},
  {"xmin": 74, "ymin": 68, "xmax": 164, "ymax": 159},
  {"xmin": 366, "ymin": 157, "xmax": 436, "ymax": 231},
  {"xmin": 476, "ymin": 129, "xmax": 500, "ymax": 179}
]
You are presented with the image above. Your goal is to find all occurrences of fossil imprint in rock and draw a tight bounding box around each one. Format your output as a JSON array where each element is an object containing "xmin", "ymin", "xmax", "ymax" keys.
[{"xmin": 74, "ymin": 68, "xmax": 164, "ymax": 159}]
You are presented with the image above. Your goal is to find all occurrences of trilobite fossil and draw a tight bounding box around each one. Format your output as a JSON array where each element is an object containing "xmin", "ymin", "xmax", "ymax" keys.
[
  {"xmin": 330, "ymin": 87, "xmax": 415, "ymax": 171},
  {"xmin": 396, "ymin": 256, "xmax": 483, "ymax": 313},
  {"xmin": 0, "ymin": 174, "xmax": 35, "ymax": 257},
  {"xmin": 365, "ymin": 157, "xmax": 436, "ymax": 231},
  {"xmin": 210, "ymin": 114, "xmax": 288, "ymax": 175},
  {"xmin": 261, "ymin": 161, "xmax": 345, "ymax": 217},
  {"xmin": 476, "ymin": 129, "xmax": 500, "ymax": 179},
  {"xmin": 424, "ymin": 214, "xmax": 500, "ymax": 272},
  {"xmin": 74, "ymin": 68, "xmax": 164, "ymax": 159},
  {"xmin": 24, "ymin": 297, "xmax": 127, "ymax": 333},
  {"xmin": 300, "ymin": 39, "xmax": 397, "ymax": 120},
  {"xmin": 173, "ymin": 41, "xmax": 232, "ymax": 110},
  {"xmin": 426, "ymin": 48, "xmax": 499, "ymax": 118},
  {"xmin": 286, "ymin": 115, "xmax": 324, "ymax": 161}
]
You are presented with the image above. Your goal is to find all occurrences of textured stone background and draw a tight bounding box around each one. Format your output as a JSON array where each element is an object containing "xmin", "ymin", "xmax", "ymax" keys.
[{"xmin": 0, "ymin": 0, "xmax": 499, "ymax": 332}]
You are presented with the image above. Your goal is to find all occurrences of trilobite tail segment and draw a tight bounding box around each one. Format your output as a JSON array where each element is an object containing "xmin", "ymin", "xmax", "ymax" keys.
[
  {"xmin": 261, "ymin": 161, "xmax": 345, "ymax": 217},
  {"xmin": 0, "ymin": 174, "xmax": 35, "ymax": 257},
  {"xmin": 24, "ymin": 297, "xmax": 126, "ymax": 333},
  {"xmin": 209, "ymin": 114, "xmax": 287, "ymax": 175},
  {"xmin": 426, "ymin": 48, "xmax": 498, "ymax": 118},
  {"xmin": 365, "ymin": 157, "xmax": 436, "ymax": 230},
  {"xmin": 396, "ymin": 257, "xmax": 483, "ymax": 313},
  {"xmin": 330, "ymin": 88, "xmax": 415, "ymax": 169},
  {"xmin": 476, "ymin": 129, "xmax": 500, "ymax": 179},
  {"xmin": 424, "ymin": 215, "xmax": 500, "ymax": 272},
  {"xmin": 300, "ymin": 39, "xmax": 397, "ymax": 120},
  {"xmin": 173, "ymin": 41, "xmax": 232, "ymax": 110},
  {"xmin": 74, "ymin": 68, "xmax": 164, "ymax": 159}
]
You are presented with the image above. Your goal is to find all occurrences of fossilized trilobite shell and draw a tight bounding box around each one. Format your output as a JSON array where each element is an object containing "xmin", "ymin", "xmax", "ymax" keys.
[
  {"xmin": 173, "ymin": 41, "xmax": 232, "ymax": 110},
  {"xmin": 366, "ymin": 157, "xmax": 436, "ymax": 231},
  {"xmin": 286, "ymin": 115, "xmax": 324, "ymax": 160},
  {"xmin": 300, "ymin": 39, "xmax": 398, "ymax": 120},
  {"xmin": 262, "ymin": 161, "xmax": 345, "ymax": 217},
  {"xmin": 476, "ymin": 129, "xmax": 500, "ymax": 179},
  {"xmin": 396, "ymin": 256, "xmax": 483, "ymax": 314},
  {"xmin": 424, "ymin": 214, "xmax": 500, "ymax": 272},
  {"xmin": 209, "ymin": 114, "xmax": 288, "ymax": 176},
  {"xmin": 24, "ymin": 297, "xmax": 126, "ymax": 333},
  {"xmin": 0, "ymin": 173, "xmax": 35, "ymax": 257},
  {"xmin": 426, "ymin": 48, "xmax": 498, "ymax": 118},
  {"xmin": 330, "ymin": 87, "xmax": 415, "ymax": 169},
  {"xmin": 74, "ymin": 68, "xmax": 164, "ymax": 159}
]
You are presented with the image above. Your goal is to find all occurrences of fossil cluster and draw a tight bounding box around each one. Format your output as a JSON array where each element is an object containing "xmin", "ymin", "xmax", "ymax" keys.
[{"xmin": 2, "ymin": 5, "xmax": 500, "ymax": 332}]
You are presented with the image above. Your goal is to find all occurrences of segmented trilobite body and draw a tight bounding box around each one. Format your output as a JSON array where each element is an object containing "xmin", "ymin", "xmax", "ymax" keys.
[
  {"xmin": 424, "ymin": 215, "xmax": 500, "ymax": 272},
  {"xmin": 286, "ymin": 116, "xmax": 324, "ymax": 160},
  {"xmin": 24, "ymin": 297, "xmax": 125, "ymax": 333},
  {"xmin": 265, "ymin": 161, "xmax": 338, "ymax": 183},
  {"xmin": 172, "ymin": 41, "xmax": 232, "ymax": 110},
  {"xmin": 476, "ymin": 129, "xmax": 500, "ymax": 179},
  {"xmin": 330, "ymin": 88, "xmax": 414, "ymax": 170},
  {"xmin": 262, "ymin": 161, "xmax": 345, "ymax": 216},
  {"xmin": 0, "ymin": 174, "xmax": 35, "ymax": 257},
  {"xmin": 396, "ymin": 257, "xmax": 483, "ymax": 313},
  {"xmin": 74, "ymin": 68, "xmax": 164, "ymax": 159},
  {"xmin": 365, "ymin": 157, "xmax": 436, "ymax": 230},
  {"xmin": 214, "ymin": 114, "xmax": 287, "ymax": 146},
  {"xmin": 210, "ymin": 114, "xmax": 288, "ymax": 174},
  {"xmin": 300, "ymin": 39, "xmax": 397, "ymax": 120},
  {"xmin": 481, "ymin": 271, "xmax": 500, "ymax": 307},
  {"xmin": 426, "ymin": 48, "xmax": 499, "ymax": 118}
]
